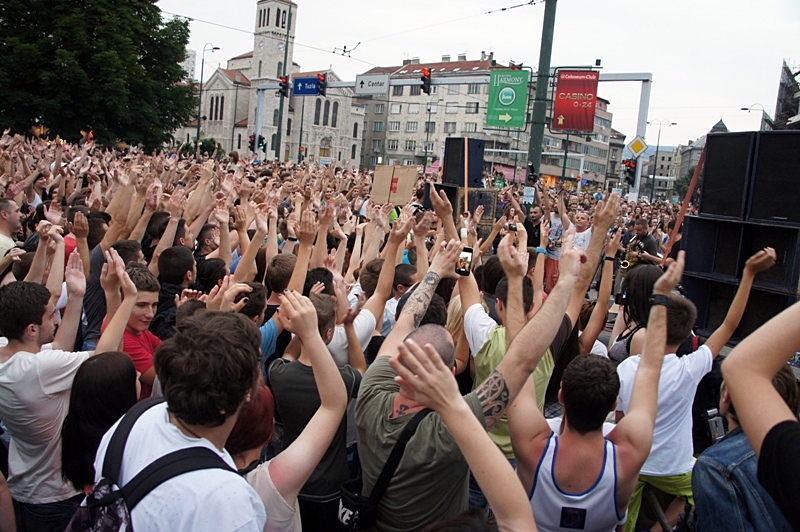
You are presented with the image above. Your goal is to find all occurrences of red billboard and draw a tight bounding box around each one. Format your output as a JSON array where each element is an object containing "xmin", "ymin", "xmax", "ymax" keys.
[{"xmin": 551, "ymin": 70, "xmax": 599, "ymax": 132}]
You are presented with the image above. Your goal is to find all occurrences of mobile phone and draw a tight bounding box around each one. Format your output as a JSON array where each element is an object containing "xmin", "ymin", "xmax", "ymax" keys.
[
  {"xmin": 614, "ymin": 292, "xmax": 627, "ymax": 306},
  {"xmin": 456, "ymin": 247, "xmax": 473, "ymax": 276}
]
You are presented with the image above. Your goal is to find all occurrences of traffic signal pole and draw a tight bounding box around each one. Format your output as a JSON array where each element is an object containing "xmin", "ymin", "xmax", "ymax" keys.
[
  {"xmin": 275, "ymin": 4, "xmax": 292, "ymax": 161},
  {"xmin": 526, "ymin": 0, "xmax": 558, "ymax": 179}
]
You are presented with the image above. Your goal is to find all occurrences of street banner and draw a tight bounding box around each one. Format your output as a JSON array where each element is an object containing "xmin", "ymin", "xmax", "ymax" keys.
[
  {"xmin": 551, "ymin": 70, "xmax": 599, "ymax": 132},
  {"xmin": 486, "ymin": 70, "xmax": 529, "ymax": 129}
]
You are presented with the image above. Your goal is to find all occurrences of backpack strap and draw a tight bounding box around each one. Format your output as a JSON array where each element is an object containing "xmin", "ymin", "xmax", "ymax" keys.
[
  {"xmin": 121, "ymin": 447, "xmax": 234, "ymax": 511},
  {"xmin": 101, "ymin": 397, "xmax": 165, "ymax": 481},
  {"xmin": 368, "ymin": 408, "xmax": 432, "ymax": 503}
]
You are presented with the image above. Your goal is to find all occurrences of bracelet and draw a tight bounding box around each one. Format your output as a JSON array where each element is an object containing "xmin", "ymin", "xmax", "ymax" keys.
[
  {"xmin": 286, "ymin": 236, "xmax": 298, "ymax": 242},
  {"xmin": 604, "ymin": 256, "xmax": 615, "ymax": 262},
  {"xmin": 649, "ymin": 294, "xmax": 669, "ymax": 307},
  {"xmin": 535, "ymin": 247, "xmax": 546, "ymax": 254}
]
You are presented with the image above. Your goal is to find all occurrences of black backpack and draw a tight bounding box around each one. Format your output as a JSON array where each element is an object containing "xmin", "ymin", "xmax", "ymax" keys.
[{"xmin": 66, "ymin": 397, "xmax": 234, "ymax": 531}]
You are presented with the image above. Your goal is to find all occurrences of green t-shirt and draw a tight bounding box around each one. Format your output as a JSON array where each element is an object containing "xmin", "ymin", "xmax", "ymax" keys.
[{"xmin": 355, "ymin": 356, "xmax": 485, "ymax": 531}]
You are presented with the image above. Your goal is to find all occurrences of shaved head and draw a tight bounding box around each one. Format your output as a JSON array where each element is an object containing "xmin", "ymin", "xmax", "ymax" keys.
[{"xmin": 404, "ymin": 324, "xmax": 455, "ymax": 368}]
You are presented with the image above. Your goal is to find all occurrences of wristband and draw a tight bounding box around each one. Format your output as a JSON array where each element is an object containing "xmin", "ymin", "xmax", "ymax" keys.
[
  {"xmin": 604, "ymin": 256, "xmax": 615, "ymax": 262},
  {"xmin": 649, "ymin": 294, "xmax": 669, "ymax": 307},
  {"xmin": 535, "ymin": 247, "xmax": 546, "ymax": 255},
  {"xmin": 287, "ymin": 236, "xmax": 298, "ymax": 242}
]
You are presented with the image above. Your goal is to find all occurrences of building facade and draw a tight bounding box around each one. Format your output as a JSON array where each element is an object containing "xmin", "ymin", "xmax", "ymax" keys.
[{"xmin": 605, "ymin": 129, "xmax": 626, "ymax": 189}]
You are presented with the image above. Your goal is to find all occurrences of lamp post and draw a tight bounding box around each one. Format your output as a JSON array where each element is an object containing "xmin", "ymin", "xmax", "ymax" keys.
[
  {"xmin": 646, "ymin": 120, "xmax": 676, "ymax": 202},
  {"xmin": 423, "ymin": 98, "xmax": 443, "ymax": 175},
  {"xmin": 741, "ymin": 104, "xmax": 774, "ymax": 130},
  {"xmin": 196, "ymin": 43, "xmax": 219, "ymax": 156}
]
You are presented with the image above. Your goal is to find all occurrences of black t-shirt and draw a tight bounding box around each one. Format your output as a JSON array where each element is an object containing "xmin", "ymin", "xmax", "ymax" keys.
[
  {"xmin": 757, "ymin": 420, "xmax": 800, "ymax": 530},
  {"xmin": 523, "ymin": 218, "xmax": 542, "ymax": 249}
]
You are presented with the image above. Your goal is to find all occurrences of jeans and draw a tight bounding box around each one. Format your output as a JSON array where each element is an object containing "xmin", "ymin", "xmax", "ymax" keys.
[
  {"xmin": 82, "ymin": 338, "xmax": 98, "ymax": 351},
  {"xmin": 468, "ymin": 458, "xmax": 516, "ymax": 513},
  {"xmin": 13, "ymin": 493, "xmax": 84, "ymax": 532}
]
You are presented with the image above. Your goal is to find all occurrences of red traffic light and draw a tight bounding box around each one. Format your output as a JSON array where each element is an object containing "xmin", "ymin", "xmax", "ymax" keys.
[
  {"xmin": 420, "ymin": 68, "xmax": 431, "ymax": 77},
  {"xmin": 317, "ymin": 73, "xmax": 325, "ymax": 82},
  {"xmin": 279, "ymin": 76, "xmax": 288, "ymax": 84}
]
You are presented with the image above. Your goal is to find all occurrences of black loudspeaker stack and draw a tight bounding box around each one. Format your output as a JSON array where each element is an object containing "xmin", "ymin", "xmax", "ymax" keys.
[
  {"xmin": 684, "ymin": 130, "xmax": 800, "ymax": 340},
  {"xmin": 442, "ymin": 137, "xmax": 485, "ymax": 189}
]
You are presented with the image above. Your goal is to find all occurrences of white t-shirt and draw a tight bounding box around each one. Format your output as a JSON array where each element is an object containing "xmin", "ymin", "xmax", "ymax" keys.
[
  {"xmin": 615, "ymin": 345, "xmax": 713, "ymax": 476},
  {"xmin": 0, "ymin": 348, "xmax": 89, "ymax": 503},
  {"xmin": 347, "ymin": 283, "xmax": 363, "ymax": 309},
  {"xmin": 93, "ymin": 402, "xmax": 266, "ymax": 531},
  {"xmin": 244, "ymin": 462, "xmax": 302, "ymax": 532},
  {"xmin": 572, "ymin": 227, "xmax": 593, "ymax": 251},
  {"xmin": 464, "ymin": 303, "xmax": 498, "ymax": 357},
  {"xmin": 327, "ymin": 308, "xmax": 376, "ymax": 368}
]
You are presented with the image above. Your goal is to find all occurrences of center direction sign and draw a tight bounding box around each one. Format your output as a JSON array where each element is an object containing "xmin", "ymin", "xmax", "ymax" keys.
[
  {"xmin": 355, "ymin": 74, "xmax": 390, "ymax": 95},
  {"xmin": 486, "ymin": 69, "xmax": 529, "ymax": 129},
  {"xmin": 293, "ymin": 77, "xmax": 320, "ymax": 96}
]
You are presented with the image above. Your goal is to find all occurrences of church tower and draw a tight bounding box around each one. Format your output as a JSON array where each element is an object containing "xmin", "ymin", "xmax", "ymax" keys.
[{"xmin": 250, "ymin": 0, "xmax": 297, "ymax": 159}]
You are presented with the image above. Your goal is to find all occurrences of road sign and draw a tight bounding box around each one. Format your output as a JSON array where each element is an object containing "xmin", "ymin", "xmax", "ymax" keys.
[
  {"xmin": 627, "ymin": 136, "xmax": 649, "ymax": 158},
  {"xmin": 355, "ymin": 74, "xmax": 390, "ymax": 95},
  {"xmin": 551, "ymin": 70, "xmax": 599, "ymax": 132},
  {"xmin": 486, "ymin": 70, "xmax": 529, "ymax": 128},
  {"xmin": 293, "ymin": 77, "xmax": 319, "ymax": 96}
]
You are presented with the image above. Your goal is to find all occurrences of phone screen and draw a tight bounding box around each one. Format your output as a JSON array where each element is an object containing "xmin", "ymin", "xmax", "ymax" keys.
[{"xmin": 456, "ymin": 247, "xmax": 473, "ymax": 276}]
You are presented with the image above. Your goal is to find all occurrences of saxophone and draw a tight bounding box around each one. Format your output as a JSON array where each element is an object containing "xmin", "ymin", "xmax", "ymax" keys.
[{"xmin": 620, "ymin": 238, "xmax": 645, "ymax": 272}]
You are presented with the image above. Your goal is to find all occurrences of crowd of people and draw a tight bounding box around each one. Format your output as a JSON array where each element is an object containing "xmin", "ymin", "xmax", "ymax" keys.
[{"xmin": 0, "ymin": 130, "xmax": 797, "ymax": 532}]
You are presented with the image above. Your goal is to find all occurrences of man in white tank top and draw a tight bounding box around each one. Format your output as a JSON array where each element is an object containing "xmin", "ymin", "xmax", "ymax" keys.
[{"xmin": 507, "ymin": 253, "xmax": 685, "ymax": 531}]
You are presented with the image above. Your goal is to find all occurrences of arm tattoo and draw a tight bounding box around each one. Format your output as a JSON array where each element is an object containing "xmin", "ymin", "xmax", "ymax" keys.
[
  {"xmin": 403, "ymin": 271, "xmax": 441, "ymax": 328},
  {"xmin": 476, "ymin": 368, "xmax": 510, "ymax": 431}
]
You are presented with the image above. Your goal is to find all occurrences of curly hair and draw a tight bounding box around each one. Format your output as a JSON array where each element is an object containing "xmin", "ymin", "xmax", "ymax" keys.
[{"xmin": 154, "ymin": 311, "xmax": 260, "ymax": 427}]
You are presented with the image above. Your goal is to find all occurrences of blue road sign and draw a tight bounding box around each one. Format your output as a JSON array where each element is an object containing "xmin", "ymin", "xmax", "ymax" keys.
[{"xmin": 294, "ymin": 77, "xmax": 319, "ymax": 96}]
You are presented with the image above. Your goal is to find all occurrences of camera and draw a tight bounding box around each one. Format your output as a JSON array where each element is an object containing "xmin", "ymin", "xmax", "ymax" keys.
[{"xmin": 507, "ymin": 223, "xmax": 517, "ymax": 231}]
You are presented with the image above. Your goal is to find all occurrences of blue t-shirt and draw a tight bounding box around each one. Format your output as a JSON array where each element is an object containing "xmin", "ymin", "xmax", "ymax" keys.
[{"xmin": 259, "ymin": 318, "xmax": 279, "ymax": 378}]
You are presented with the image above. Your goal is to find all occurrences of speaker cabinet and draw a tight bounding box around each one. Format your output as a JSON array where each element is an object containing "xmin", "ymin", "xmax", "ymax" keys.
[
  {"xmin": 457, "ymin": 188, "xmax": 499, "ymax": 222},
  {"xmin": 698, "ymin": 132, "xmax": 756, "ymax": 220},
  {"xmin": 683, "ymin": 216, "xmax": 743, "ymax": 279},
  {"xmin": 748, "ymin": 131, "xmax": 800, "ymax": 225},
  {"xmin": 422, "ymin": 183, "xmax": 459, "ymax": 214},
  {"xmin": 442, "ymin": 137, "xmax": 485, "ymax": 188}
]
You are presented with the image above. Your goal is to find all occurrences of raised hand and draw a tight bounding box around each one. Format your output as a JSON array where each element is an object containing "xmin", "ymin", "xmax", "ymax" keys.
[
  {"xmin": 558, "ymin": 228, "xmax": 586, "ymax": 282},
  {"xmin": 744, "ymin": 247, "xmax": 777, "ymax": 275},
  {"xmin": 169, "ymin": 188, "xmax": 186, "ymax": 217},
  {"xmin": 43, "ymin": 201, "xmax": 63, "ymax": 225},
  {"xmin": 298, "ymin": 209, "xmax": 316, "ymax": 246},
  {"xmin": 492, "ymin": 215, "xmax": 508, "ymax": 234},
  {"xmin": 430, "ymin": 238, "xmax": 463, "ymax": 279},
  {"xmin": 653, "ymin": 250, "xmax": 685, "ymax": 295},
  {"xmin": 428, "ymin": 182, "xmax": 453, "ymax": 221},
  {"xmin": 212, "ymin": 201, "xmax": 230, "ymax": 225},
  {"xmin": 592, "ymin": 193, "xmax": 620, "ymax": 232},
  {"xmin": 605, "ymin": 227, "xmax": 623, "ymax": 257},
  {"xmin": 277, "ymin": 289, "xmax": 320, "ymax": 340},
  {"xmin": 100, "ymin": 249, "xmax": 124, "ymax": 293},
  {"xmin": 389, "ymin": 216, "xmax": 413, "ymax": 245},
  {"xmin": 47, "ymin": 223, "xmax": 65, "ymax": 245},
  {"xmin": 413, "ymin": 211, "xmax": 434, "ymax": 238},
  {"xmin": 498, "ymin": 233, "xmax": 529, "ymax": 279},
  {"xmin": 220, "ymin": 281, "xmax": 254, "ymax": 313},
  {"xmin": 174, "ymin": 289, "xmax": 206, "ymax": 309},
  {"xmin": 64, "ymin": 251, "xmax": 86, "ymax": 297}
]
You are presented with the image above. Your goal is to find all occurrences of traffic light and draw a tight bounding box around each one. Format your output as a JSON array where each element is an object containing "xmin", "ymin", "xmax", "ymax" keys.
[
  {"xmin": 258, "ymin": 135, "xmax": 266, "ymax": 152},
  {"xmin": 278, "ymin": 76, "xmax": 290, "ymax": 98},
  {"xmin": 248, "ymin": 134, "xmax": 256, "ymax": 152},
  {"xmin": 623, "ymin": 159, "xmax": 637, "ymax": 186},
  {"xmin": 316, "ymin": 72, "xmax": 328, "ymax": 97},
  {"xmin": 420, "ymin": 68, "xmax": 431, "ymax": 95},
  {"xmin": 510, "ymin": 62, "xmax": 523, "ymax": 70}
]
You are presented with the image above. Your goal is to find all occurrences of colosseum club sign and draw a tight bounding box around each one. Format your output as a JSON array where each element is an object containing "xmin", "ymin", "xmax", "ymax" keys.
[{"xmin": 551, "ymin": 70, "xmax": 599, "ymax": 133}]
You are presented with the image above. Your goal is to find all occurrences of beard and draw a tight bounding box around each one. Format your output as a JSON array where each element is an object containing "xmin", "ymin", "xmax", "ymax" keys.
[{"xmin": 37, "ymin": 328, "xmax": 55, "ymax": 346}]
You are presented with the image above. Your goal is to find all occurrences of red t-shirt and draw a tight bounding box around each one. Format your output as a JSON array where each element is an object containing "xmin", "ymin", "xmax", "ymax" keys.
[{"xmin": 122, "ymin": 329, "xmax": 161, "ymax": 399}]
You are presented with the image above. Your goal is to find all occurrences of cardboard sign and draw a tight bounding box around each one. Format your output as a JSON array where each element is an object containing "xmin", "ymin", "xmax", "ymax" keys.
[{"xmin": 371, "ymin": 165, "xmax": 418, "ymax": 205}]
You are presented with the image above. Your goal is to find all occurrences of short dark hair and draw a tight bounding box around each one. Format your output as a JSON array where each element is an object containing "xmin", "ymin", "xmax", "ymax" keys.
[
  {"xmin": 11, "ymin": 251, "xmax": 35, "ymax": 280},
  {"xmin": 482, "ymin": 256, "xmax": 504, "ymax": 296},
  {"xmin": 154, "ymin": 311, "xmax": 260, "ymax": 427},
  {"xmin": 0, "ymin": 281, "xmax": 52, "ymax": 340},
  {"xmin": 176, "ymin": 300, "xmax": 206, "ymax": 324},
  {"xmin": 310, "ymin": 293, "xmax": 337, "ymax": 339},
  {"xmin": 126, "ymin": 263, "xmax": 160, "ymax": 294},
  {"xmin": 304, "ymin": 267, "xmax": 335, "ymax": 297},
  {"xmin": 237, "ymin": 282, "xmax": 267, "ymax": 321},
  {"xmin": 664, "ymin": 294, "xmax": 697, "ymax": 346},
  {"xmin": 359, "ymin": 258, "xmax": 384, "ymax": 298},
  {"xmin": 111, "ymin": 240, "xmax": 142, "ymax": 265},
  {"xmin": 393, "ymin": 264, "xmax": 417, "ymax": 292},
  {"xmin": 197, "ymin": 223, "xmax": 218, "ymax": 247},
  {"xmin": 146, "ymin": 211, "xmax": 171, "ymax": 240},
  {"xmin": 194, "ymin": 258, "xmax": 227, "ymax": 294},
  {"xmin": 158, "ymin": 246, "xmax": 195, "ymax": 285},
  {"xmin": 561, "ymin": 355, "xmax": 620, "ymax": 434},
  {"xmin": 87, "ymin": 218, "xmax": 108, "ymax": 250},
  {"xmin": 496, "ymin": 276, "xmax": 534, "ymax": 314},
  {"xmin": 265, "ymin": 254, "xmax": 296, "ymax": 293},
  {"xmin": 634, "ymin": 217, "xmax": 649, "ymax": 228}
]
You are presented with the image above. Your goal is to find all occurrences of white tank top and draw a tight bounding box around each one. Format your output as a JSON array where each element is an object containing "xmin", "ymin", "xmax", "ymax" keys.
[{"xmin": 530, "ymin": 433, "xmax": 627, "ymax": 531}]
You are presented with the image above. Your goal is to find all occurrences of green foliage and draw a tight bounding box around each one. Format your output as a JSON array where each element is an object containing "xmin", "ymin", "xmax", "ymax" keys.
[
  {"xmin": 179, "ymin": 138, "xmax": 221, "ymax": 158},
  {"xmin": 674, "ymin": 166, "xmax": 696, "ymax": 199},
  {"xmin": 0, "ymin": 0, "xmax": 196, "ymax": 149}
]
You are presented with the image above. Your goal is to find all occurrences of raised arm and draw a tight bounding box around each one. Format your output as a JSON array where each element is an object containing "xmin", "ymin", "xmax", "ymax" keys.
[
  {"xmin": 69, "ymin": 211, "xmax": 91, "ymax": 279},
  {"xmin": 93, "ymin": 250, "xmax": 138, "ymax": 356},
  {"xmin": 391, "ymin": 339, "xmax": 537, "ymax": 531},
  {"xmin": 269, "ymin": 291, "xmax": 348, "ymax": 503},
  {"xmin": 51, "ymin": 252, "xmax": 85, "ymax": 351},
  {"xmin": 579, "ymin": 228, "xmax": 621, "ymax": 353},
  {"xmin": 428, "ymin": 182, "xmax": 459, "ymax": 242},
  {"xmin": 362, "ymin": 217, "xmax": 412, "ymax": 325},
  {"xmin": 232, "ymin": 206, "xmax": 267, "ymax": 283},
  {"xmin": 286, "ymin": 209, "xmax": 316, "ymax": 293},
  {"xmin": 147, "ymin": 189, "xmax": 185, "ymax": 277},
  {"xmin": 497, "ymin": 233, "xmax": 529, "ymax": 348}
]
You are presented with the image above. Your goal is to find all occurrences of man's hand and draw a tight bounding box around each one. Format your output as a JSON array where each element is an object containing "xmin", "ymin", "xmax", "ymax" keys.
[
  {"xmin": 389, "ymin": 216, "xmax": 413, "ymax": 245},
  {"xmin": 47, "ymin": 223, "xmax": 65, "ymax": 245},
  {"xmin": 605, "ymin": 228, "xmax": 623, "ymax": 257},
  {"xmin": 277, "ymin": 290, "xmax": 319, "ymax": 341},
  {"xmin": 430, "ymin": 238, "xmax": 463, "ymax": 279},
  {"xmin": 168, "ymin": 188, "xmax": 186, "ymax": 218},
  {"xmin": 428, "ymin": 182, "xmax": 453, "ymax": 220},
  {"xmin": 36, "ymin": 220, "xmax": 53, "ymax": 243},
  {"xmin": 69, "ymin": 211, "xmax": 89, "ymax": 240},
  {"xmin": 539, "ymin": 219, "xmax": 551, "ymax": 248},
  {"xmin": 100, "ymin": 249, "xmax": 124, "ymax": 293},
  {"xmin": 558, "ymin": 229, "xmax": 585, "ymax": 281},
  {"xmin": 653, "ymin": 251, "xmax": 685, "ymax": 295},
  {"xmin": 231, "ymin": 205, "xmax": 247, "ymax": 232},
  {"xmin": 43, "ymin": 201, "xmax": 63, "ymax": 225},
  {"xmin": 592, "ymin": 193, "xmax": 620, "ymax": 232},
  {"xmin": 413, "ymin": 211, "xmax": 435, "ymax": 239},
  {"xmin": 318, "ymin": 200, "xmax": 335, "ymax": 230},
  {"xmin": 174, "ymin": 289, "xmax": 207, "ymax": 309},
  {"xmin": 389, "ymin": 339, "xmax": 462, "ymax": 412},
  {"xmin": 145, "ymin": 180, "xmax": 161, "ymax": 211},
  {"xmin": 492, "ymin": 215, "xmax": 508, "ymax": 234},
  {"xmin": 253, "ymin": 204, "xmax": 269, "ymax": 234},
  {"xmin": 744, "ymin": 247, "xmax": 777, "ymax": 275},
  {"xmin": 498, "ymin": 233, "xmax": 528, "ymax": 279},
  {"xmin": 64, "ymin": 252, "xmax": 86, "ymax": 297}
]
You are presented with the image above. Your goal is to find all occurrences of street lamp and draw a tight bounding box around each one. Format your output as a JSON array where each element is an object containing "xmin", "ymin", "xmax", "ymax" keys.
[
  {"xmin": 646, "ymin": 120, "xmax": 676, "ymax": 202},
  {"xmin": 741, "ymin": 104, "xmax": 773, "ymax": 130},
  {"xmin": 423, "ymin": 98, "xmax": 443, "ymax": 176},
  {"xmin": 196, "ymin": 43, "xmax": 220, "ymax": 156}
]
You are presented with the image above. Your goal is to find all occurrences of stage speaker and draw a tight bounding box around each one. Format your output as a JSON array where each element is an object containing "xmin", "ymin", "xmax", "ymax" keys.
[
  {"xmin": 699, "ymin": 132, "xmax": 755, "ymax": 220},
  {"xmin": 457, "ymin": 188, "xmax": 499, "ymax": 221},
  {"xmin": 422, "ymin": 183, "xmax": 459, "ymax": 215},
  {"xmin": 442, "ymin": 137, "xmax": 485, "ymax": 188},
  {"xmin": 748, "ymin": 131, "xmax": 800, "ymax": 225}
]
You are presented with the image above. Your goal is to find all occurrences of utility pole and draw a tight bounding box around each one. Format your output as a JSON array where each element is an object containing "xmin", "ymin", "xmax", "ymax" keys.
[
  {"xmin": 527, "ymin": 0, "xmax": 558, "ymax": 177},
  {"xmin": 297, "ymin": 97, "xmax": 305, "ymax": 162},
  {"xmin": 274, "ymin": 5, "xmax": 292, "ymax": 161}
]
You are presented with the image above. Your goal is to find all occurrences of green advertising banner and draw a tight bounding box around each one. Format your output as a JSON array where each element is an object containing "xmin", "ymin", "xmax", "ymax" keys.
[{"xmin": 486, "ymin": 70, "xmax": 529, "ymax": 129}]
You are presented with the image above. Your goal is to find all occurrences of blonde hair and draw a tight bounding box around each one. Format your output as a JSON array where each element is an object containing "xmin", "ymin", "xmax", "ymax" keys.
[{"xmin": 446, "ymin": 294, "xmax": 489, "ymax": 340}]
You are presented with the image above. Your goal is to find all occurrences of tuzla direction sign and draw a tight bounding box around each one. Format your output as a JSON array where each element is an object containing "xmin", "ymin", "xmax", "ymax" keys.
[{"xmin": 551, "ymin": 70, "xmax": 599, "ymax": 133}]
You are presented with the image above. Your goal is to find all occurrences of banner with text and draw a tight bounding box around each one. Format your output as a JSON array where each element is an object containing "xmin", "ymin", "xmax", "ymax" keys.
[{"xmin": 551, "ymin": 70, "xmax": 599, "ymax": 132}]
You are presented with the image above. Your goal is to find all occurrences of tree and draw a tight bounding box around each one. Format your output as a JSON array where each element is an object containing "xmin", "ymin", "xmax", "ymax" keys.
[
  {"xmin": 674, "ymin": 167, "xmax": 695, "ymax": 199},
  {"xmin": 0, "ymin": 0, "xmax": 196, "ymax": 148}
]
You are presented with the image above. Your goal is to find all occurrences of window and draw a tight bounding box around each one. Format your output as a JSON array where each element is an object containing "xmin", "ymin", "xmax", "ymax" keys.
[
  {"xmin": 314, "ymin": 99, "xmax": 321, "ymax": 125},
  {"xmin": 353, "ymin": 123, "xmax": 358, "ymax": 138},
  {"xmin": 403, "ymin": 159, "xmax": 415, "ymax": 165},
  {"xmin": 387, "ymin": 139, "xmax": 398, "ymax": 151},
  {"xmin": 424, "ymin": 122, "xmax": 435, "ymax": 133},
  {"xmin": 594, "ymin": 115, "xmax": 612, "ymax": 129},
  {"xmin": 332, "ymin": 102, "xmax": 339, "ymax": 128},
  {"xmin": 374, "ymin": 104, "xmax": 385, "ymax": 114},
  {"xmin": 369, "ymin": 156, "xmax": 378, "ymax": 166},
  {"xmin": 426, "ymin": 103, "xmax": 437, "ymax": 114},
  {"xmin": 273, "ymin": 109, "xmax": 279, "ymax": 126},
  {"xmin": 448, "ymin": 85, "xmax": 459, "ymax": 95},
  {"xmin": 373, "ymin": 121, "xmax": 383, "ymax": 132},
  {"xmin": 392, "ymin": 85, "xmax": 404, "ymax": 96},
  {"xmin": 388, "ymin": 121, "xmax": 400, "ymax": 132},
  {"xmin": 444, "ymin": 122, "xmax": 457, "ymax": 133},
  {"xmin": 258, "ymin": 61, "xmax": 262, "ymax": 78},
  {"xmin": 237, "ymin": 134, "xmax": 241, "ymax": 149},
  {"xmin": 286, "ymin": 119, "xmax": 292, "ymax": 136},
  {"xmin": 465, "ymin": 102, "xmax": 479, "ymax": 114},
  {"xmin": 281, "ymin": 9, "xmax": 286, "ymax": 28},
  {"xmin": 464, "ymin": 122, "xmax": 477, "ymax": 133},
  {"xmin": 445, "ymin": 102, "xmax": 458, "ymax": 114},
  {"xmin": 209, "ymin": 97, "xmax": 215, "ymax": 121},
  {"xmin": 410, "ymin": 85, "xmax": 421, "ymax": 96},
  {"xmin": 219, "ymin": 96, "xmax": 224, "ymax": 120},
  {"xmin": 271, "ymin": 133, "xmax": 277, "ymax": 149},
  {"xmin": 430, "ymin": 85, "xmax": 438, "ymax": 94},
  {"xmin": 390, "ymin": 103, "xmax": 402, "ymax": 114},
  {"xmin": 351, "ymin": 144, "xmax": 357, "ymax": 159},
  {"xmin": 276, "ymin": 62, "xmax": 283, "ymax": 78},
  {"xmin": 406, "ymin": 121, "xmax": 418, "ymax": 133},
  {"xmin": 423, "ymin": 141, "xmax": 434, "ymax": 152},
  {"xmin": 405, "ymin": 140, "xmax": 416, "ymax": 151},
  {"xmin": 319, "ymin": 146, "xmax": 330, "ymax": 157},
  {"xmin": 408, "ymin": 104, "xmax": 420, "ymax": 114},
  {"xmin": 468, "ymin": 83, "xmax": 481, "ymax": 94},
  {"xmin": 323, "ymin": 100, "xmax": 330, "ymax": 126},
  {"xmin": 372, "ymin": 139, "xmax": 382, "ymax": 151}
]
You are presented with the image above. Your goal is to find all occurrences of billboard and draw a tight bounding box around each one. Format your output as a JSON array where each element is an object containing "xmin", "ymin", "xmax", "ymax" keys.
[{"xmin": 551, "ymin": 70, "xmax": 599, "ymax": 132}]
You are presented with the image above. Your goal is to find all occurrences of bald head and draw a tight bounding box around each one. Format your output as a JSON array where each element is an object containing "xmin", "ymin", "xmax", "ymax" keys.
[{"xmin": 404, "ymin": 324, "xmax": 455, "ymax": 368}]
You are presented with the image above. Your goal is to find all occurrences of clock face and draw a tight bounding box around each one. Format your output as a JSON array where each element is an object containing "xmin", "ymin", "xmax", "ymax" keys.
[
  {"xmin": 278, "ymin": 42, "xmax": 286, "ymax": 52},
  {"xmin": 258, "ymin": 41, "xmax": 265, "ymax": 50}
]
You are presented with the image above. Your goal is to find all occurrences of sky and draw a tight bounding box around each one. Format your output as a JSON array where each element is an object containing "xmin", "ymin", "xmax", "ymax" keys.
[{"xmin": 157, "ymin": 0, "xmax": 799, "ymax": 148}]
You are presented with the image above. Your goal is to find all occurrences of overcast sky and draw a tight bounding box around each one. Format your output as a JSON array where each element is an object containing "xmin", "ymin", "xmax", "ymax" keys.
[{"xmin": 157, "ymin": 0, "xmax": 799, "ymax": 148}]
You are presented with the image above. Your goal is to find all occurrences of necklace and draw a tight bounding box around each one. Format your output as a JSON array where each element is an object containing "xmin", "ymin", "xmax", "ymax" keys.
[{"xmin": 173, "ymin": 415, "xmax": 202, "ymax": 440}]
